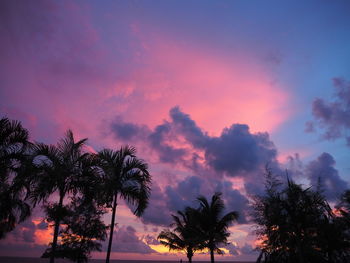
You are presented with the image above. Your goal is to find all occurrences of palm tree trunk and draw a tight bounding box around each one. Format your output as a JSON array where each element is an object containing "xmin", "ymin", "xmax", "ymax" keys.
[
  {"xmin": 187, "ymin": 247, "xmax": 193, "ymax": 263},
  {"xmin": 50, "ymin": 193, "xmax": 64, "ymax": 263},
  {"xmin": 106, "ymin": 194, "xmax": 118, "ymax": 263},
  {"xmin": 210, "ymin": 248, "xmax": 215, "ymax": 263}
]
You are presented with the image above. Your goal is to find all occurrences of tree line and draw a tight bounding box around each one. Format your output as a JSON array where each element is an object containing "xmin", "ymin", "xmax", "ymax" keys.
[
  {"xmin": 0, "ymin": 117, "xmax": 151, "ymax": 263},
  {"xmin": 1, "ymin": 116, "xmax": 350, "ymax": 263}
]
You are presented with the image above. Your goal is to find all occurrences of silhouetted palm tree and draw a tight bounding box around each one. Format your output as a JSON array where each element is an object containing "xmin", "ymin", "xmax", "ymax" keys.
[
  {"xmin": 97, "ymin": 146, "xmax": 151, "ymax": 263},
  {"xmin": 194, "ymin": 192, "xmax": 239, "ymax": 263},
  {"xmin": 31, "ymin": 130, "xmax": 91, "ymax": 263},
  {"xmin": 158, "ymin": 209, "xmax": 203, "ymax": 263},
  {"xmin": 0, "ymin": 117, "xmax": 31, "ymax": 238}
]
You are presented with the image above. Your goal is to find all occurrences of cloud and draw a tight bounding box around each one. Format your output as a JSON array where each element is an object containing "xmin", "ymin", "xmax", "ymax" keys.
[
  {"xmin": 305, "ymin": 152, "xmax": 348, "ymax": 201},
  {"xmin": 140, "ymin": 182, "xmax": 173, "ymax": 226},
  {"xmin": 108, "ymin": 226, "xmax": 156, "ymax": 254},
  {"xmin": 0, "ymin": 217, "xmax": 49, "ymax": 257},
  {"xmin": 217, "ymin": 181, "xmax": 250, "ymax": 224},
  {"xmin": 308, "ymin": 78, "xmax": 350, "ymax": 146},
  {"xmin": 203, "ymin": 124, "xmax": 278, "ymax": 176},
  {"xmin": 143, "ymin": 234, "xmax": 160, "ymax": 245},
  {"xmin": 3, "ymin": 220, "xmax": 37, "ymax": 243},
  {"xmin": 148, "ymin": 122, "xmax": 188, "ymax": 164},
  {"xmin": 111, "ymin": 107, "xmax": 280, "ymax": 179},
  {"xmin": 226, "ymin": 242, "xmax": 240, "ymax": 256},
  {"xmin": 112, "ymin": 107, "xmax": 280, "ymax": 223},
  {"xmin": 225, "ymin": 242, "xmax": 257, "ymax": 257},
  {"xmin": 110, "ymin": 117, "xmax": 150, "ymax": 141}
]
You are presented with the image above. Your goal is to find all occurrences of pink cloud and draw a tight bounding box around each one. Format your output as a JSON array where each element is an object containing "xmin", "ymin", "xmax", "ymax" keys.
[{"xmin": 106, "ymin": 28, "xmax": 291, "ymax": 136}]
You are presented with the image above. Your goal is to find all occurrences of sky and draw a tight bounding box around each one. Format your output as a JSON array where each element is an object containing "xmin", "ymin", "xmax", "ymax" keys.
[{"xmin": 1, "ymin": 0, "xmax": 350, "ymax": 261}]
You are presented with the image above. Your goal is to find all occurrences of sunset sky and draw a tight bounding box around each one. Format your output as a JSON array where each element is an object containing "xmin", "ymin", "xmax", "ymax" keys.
[{"xmin": 1, "ymin": 0, "xmax": 350, "ymax": 261}]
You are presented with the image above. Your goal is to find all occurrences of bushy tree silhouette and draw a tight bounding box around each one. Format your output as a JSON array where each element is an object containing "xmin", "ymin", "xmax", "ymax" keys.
[
  {"xmin": 252, "ymin": 170, "xmax": 350, "ymax": 263},
  {"xmin": 42, "ymin": 197, "xmax": 107, "ymax": 263}
]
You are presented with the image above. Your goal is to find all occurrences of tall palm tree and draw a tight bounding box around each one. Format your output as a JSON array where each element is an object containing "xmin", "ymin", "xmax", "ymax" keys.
[
  {"xmin": 158, "ymin": 210, "xmax": 203, "ymax": 263},
  {"xmin": 31, "ymin": 130, "xmax": 91, "ymax": 263},
  {"xmin": 0, "ymin": 117, "xmax": 31, "ymax": 238},
  {"xmin": 97, "ymin": 146, "xmax": 151, "ymax": 263},
  {"xmin": 195, "ymin": 192, "xmax": 239, "ymax": 263}
]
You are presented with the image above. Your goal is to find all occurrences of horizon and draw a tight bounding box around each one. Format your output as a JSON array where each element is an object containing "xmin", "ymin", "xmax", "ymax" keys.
[{"xmin": 1, "ymin": 0, "xmax": 350, "ymax": 262}]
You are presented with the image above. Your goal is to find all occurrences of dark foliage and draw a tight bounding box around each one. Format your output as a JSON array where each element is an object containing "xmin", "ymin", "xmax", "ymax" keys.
[
  {"xmin": 30, "ymin": 130, "xmax": 98, "ymax": 263},
  {"xmin": 42, "ymin": 197, "xmax": 107, "ymax": 263},
  {"xmin": 193, "ymin": 192, "xmax": 239, "ymax": 263},
  {"xmin": 97, "ymin": 146, "xmax": 152, "ymax": 263},
  {"xmin": 0, "ymin": 117, "xmax": 32, "ymax": 239},
  {"xmin": 252, "ymin": 170, "xmax": 350, "ymax": 263},
  {"xmin": 158, "ymin": 192, "xmax": 239, "ymax": 263},
  {"xmin": 158, "ymin": 209, "xmax": 203, "ymax": 263}
]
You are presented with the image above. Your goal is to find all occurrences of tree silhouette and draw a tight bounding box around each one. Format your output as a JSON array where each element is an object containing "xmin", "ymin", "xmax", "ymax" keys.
[
  {"xmin": 194, "ymin": 192, "xmax": 239, "ymax": 263},
  {"xmin": 30, "ymin": 130, "xmax": 92, "ymax": 263},
  {"xmin": 0, "ymin": 117, "xmax": 32, "ymax": 238},
  {"xmin": 42, "ymin": 197, "xmax": 107, "ymax": 263},
  {"xmin": 158, "ymin": 209, "xmax": 203, "ymax": 263},
  {"xmin": 252, "ymin": 170, "xmax": 350, "ymax": 263},
  {"xmin": 97, "ymin": 146, "xmax": 151, "ymax": 263}
]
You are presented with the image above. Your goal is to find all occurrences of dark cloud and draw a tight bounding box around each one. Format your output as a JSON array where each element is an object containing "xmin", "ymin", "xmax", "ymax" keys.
[
  {"xmin": 169, "ymin": 106, "xmax": 207, "ymax": 148},
  {"xmin": 5, "ymin": 219, "xmax": 37, "ymax": 243},
  {"xmin": 148, "ymin": 122, "xmax": 187, "ymax": 163},
  {"xmin": 112, "ymin": 107, "xmax": 280, "ymax": 224},
  {"xmin": 0, "ymin": 217, "xmax": 47, "ymax": 257},
  {"xmin": 225, "ymin": 242, "xmax": 257, "ymax": 257},
  {"xmin": 107, "ymin": 226, "xmax": 156, "ymax": 254},
  {"xmin": 226, "ymin": 243, "xmax": 239, "ymax": 256},
  {"xmin": 139, "ymin": 174, "xmax": 250, "ymax": 227},
  {"xmin": 168, "ymin": 107, "xmax": 279, "ymax": 176},
  {"xmin": 308, "ymin": 78, "xmax": 350, "ymax": 146},
  {"xmin": 140, "ymin": 183, "xmax": 173, "ymax": 226},
  {"xmin": 203, "ymin": 124, "xmax": 278, "ymax": 175},
  {"xmin": 240, "ymin": 243, "xmax": 256, "ymax": 255},
  {"xmin": 110, "ymin": 118, "xmax": 149, "ymax": 141},
  {"xmin": 111, "ymin": 107, "xmax": 280, "ymax": 179},
  {"xmin": 305, "ymin": 152, "xmax": 348, "ymax": 201},
  {"xmin": 217, "ymin": 181, "xmax": 250, "ymax": 223}
]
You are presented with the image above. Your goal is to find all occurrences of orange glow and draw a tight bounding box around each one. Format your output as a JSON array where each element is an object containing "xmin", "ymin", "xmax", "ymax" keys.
[{"xmin": 149, "ymin": 244, "xmax": 178, "ymax": 254}]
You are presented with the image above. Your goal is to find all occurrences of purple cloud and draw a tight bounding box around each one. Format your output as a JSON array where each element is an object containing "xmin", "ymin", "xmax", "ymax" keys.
[
  {"xmin": 111, "ymin": 107, "xmax": 280, "ymax": 178},
  {"xmin": 140, "ymin": 182, "xmax": 173, "ymax": 226},
  {"xmin": 308, "ymin": 78, "xmax": 350, "ymax": 146},
  {"xmin": 305, "ymin": 152, "xmax": 348, "ymax": 201},
  {"xmin": 107, "ymin": 226, "xmax": 156, "ymax": 254}
]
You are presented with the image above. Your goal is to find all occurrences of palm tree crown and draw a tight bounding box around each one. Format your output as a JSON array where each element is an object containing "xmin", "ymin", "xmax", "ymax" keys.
[
  {"xmin": 195, "ymin": 192, "xmax": 239, "ymax": 263},
  {"xmin": 31, "ymin": 130, "xmax": 91, "ymax": 263},
  {"xmin": 98, "ymin": 146, "xmax": 151, "ymax": 263},
  {"xmin": 0, "ymin": 117, "xmax": 31, "ymax": 239},
  {"xmin": 158, "ymin": 210, "xmax": 203, "ymax": 263}
]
